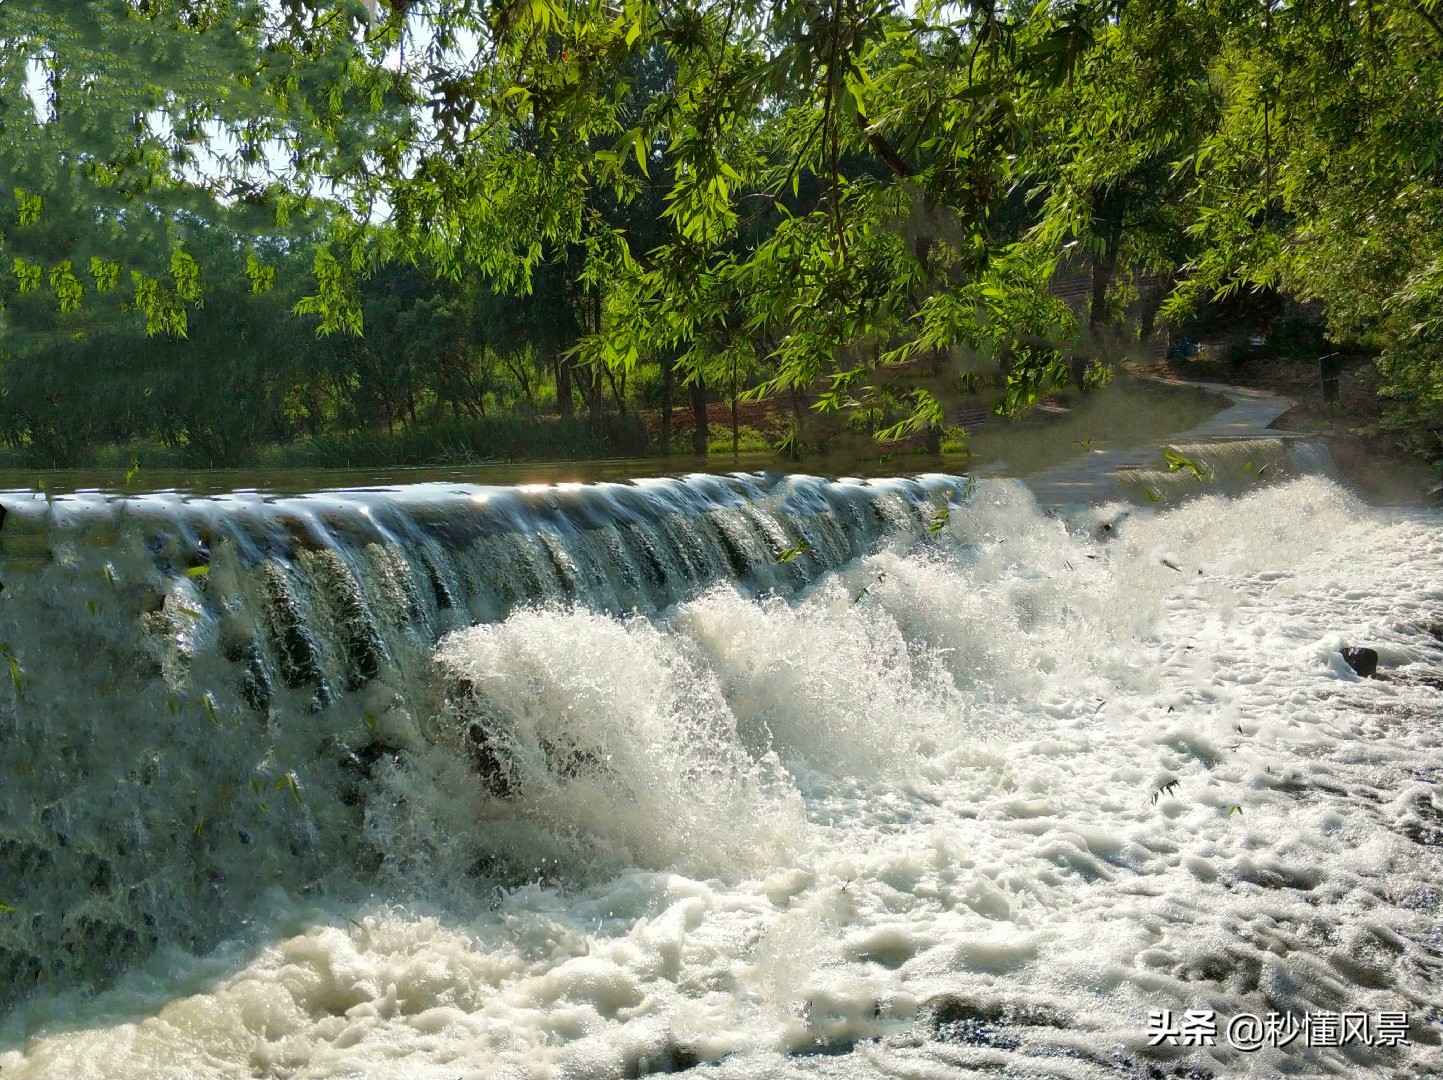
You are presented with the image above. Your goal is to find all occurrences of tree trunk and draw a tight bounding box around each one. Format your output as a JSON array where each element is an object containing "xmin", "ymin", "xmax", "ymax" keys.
[
  {"xmin": 503, "ymin": 352, "xmax": 536, "ymax": 411},
  {"xmin": 556, "ymin": 352, "xmax": 574, "ymax": 419},
  {"xmin": 787, "ymin": 386, "xmax": 806, "ymax": 459},
  {"xmin": 1089, "ymin": 255, "xmax": 1117, "ymax": 331},
  {"xmin": 604, "ymin": 365, "xmax": 626, "ymax": 413},
  {"xmin": 689, "ymin": 375, "xmax": 708, "ymax": 456},
  {"xmin": 660, "ymin": 353, "xmax": 674, "ymax": 454},
  {"xmin": 730, "ymin": 357, "xmax": 739, "ymax": 457},
  {"xmin": 1089, "ymin": 189, "xmax": 1127, "ymax": 331},
  {"xmin": 578, "ymin": 365, "xmax": 605, "ymax": 417}
]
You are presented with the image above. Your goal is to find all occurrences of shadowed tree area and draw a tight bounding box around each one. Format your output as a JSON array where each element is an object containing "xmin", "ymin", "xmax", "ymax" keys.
[{"xmin": 2, "ymin": 0, "xmax": 1442, "ymax": 466}]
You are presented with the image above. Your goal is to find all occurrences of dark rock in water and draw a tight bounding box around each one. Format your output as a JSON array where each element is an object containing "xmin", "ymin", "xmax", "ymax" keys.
[
  {"xmin": 465, "ymin": 721, "xmax": 515, "ymax": 799},
  {"xmin": 240, "ymin": 647, "xmax": 272, "ymax": 714},
  {"xmin": 623, "ymin": 1040, "xmax": 702, "ymax": 1076},
  {"xmin": 1096, "ymin": 512, "xmax": 1129, "ymax": 541},
  {"xmin": 1343, "ymin": 646, "xmax": 1379, "ymax": 678},
  {"xmin": 263, "ymin": 564, "xmax": 324, "ymax": 689},
  {"xmin": 541, "ymin": 737, "xmax": 604, "ymax": 780},
  {"xmin": 338, "ymin": 739, "xmax": 405, "ymax": 808}
]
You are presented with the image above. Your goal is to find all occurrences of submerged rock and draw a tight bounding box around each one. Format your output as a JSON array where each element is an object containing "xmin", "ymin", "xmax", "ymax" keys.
[
  {"xmin": 1342, "ymin": 646, "xmax": 1379, "ymax": 678},
  {"xmin": 463, "ymin": 720, "xmax": 515, "ymax": 799}
]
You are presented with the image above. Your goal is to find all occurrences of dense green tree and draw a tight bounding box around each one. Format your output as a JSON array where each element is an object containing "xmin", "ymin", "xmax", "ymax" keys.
[{"xmin": 4, "ymin": 0, "xmax": 1443, "ymax": 458}]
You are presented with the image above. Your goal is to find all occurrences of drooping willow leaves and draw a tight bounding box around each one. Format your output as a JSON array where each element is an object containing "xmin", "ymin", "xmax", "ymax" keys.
[{"xmin": 4, "ymin": 0, "xmax": 1443, "ymax": 443}]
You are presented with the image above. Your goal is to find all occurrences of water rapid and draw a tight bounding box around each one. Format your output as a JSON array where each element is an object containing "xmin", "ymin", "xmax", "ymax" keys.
[
  {"xmin": 1, "ymin": 469, "xmax": 1440, "ymax": 1079},
  {"xmin": 0, "ymin": 473, "xmax": 961, "ymax": 1009}
]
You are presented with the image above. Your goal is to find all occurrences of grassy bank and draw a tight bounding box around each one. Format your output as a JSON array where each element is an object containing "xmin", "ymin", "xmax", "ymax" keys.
[{"xmin": 0, "ymin": 414, "xmax": 654, "ymax": 471}]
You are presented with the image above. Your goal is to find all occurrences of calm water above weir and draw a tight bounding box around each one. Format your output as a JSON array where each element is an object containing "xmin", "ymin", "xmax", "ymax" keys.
[
  {"xmin": 0, "ymin": 372, "xmax": 1223, "ymax": 498},
  {"xmin": 0, "ymin": 382, "xmax": 1438, "ymax": 1079}
]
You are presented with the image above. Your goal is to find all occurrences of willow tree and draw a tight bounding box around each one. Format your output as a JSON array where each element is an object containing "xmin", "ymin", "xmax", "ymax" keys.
[
  {"xmin": 1159, "ymin": 0, "xmax": 1443, "ymax": 453},
  {"xmin": 6, "ymin": 0, "xmax": 1443, "ymax": 448},
  {"xmin": 1, "ymin": 0, "xmax": 429, "ymax": 344}
]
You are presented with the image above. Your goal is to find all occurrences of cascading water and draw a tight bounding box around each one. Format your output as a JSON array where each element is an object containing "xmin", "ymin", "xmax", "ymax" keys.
[
  {"xmin": 1114, "ymin": 436, "xmax": 1333, "ymax": 504},
  {"xmin": 1, "ymin": 465, "xmax": 1440, "ymax": 1080},
  {"xmin": 0, "ymin": 472, "xmax": 961, "ymax": 1011}
]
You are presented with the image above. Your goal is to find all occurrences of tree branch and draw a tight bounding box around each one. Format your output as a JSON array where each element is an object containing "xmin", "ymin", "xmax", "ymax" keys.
[
  {"xmin": 855, "ymin": 112, "xmax": 915, "ymax": 177},
  {"xmin": 1412, "ymin": 0, "xmax": 1443, "ymax": 44}
]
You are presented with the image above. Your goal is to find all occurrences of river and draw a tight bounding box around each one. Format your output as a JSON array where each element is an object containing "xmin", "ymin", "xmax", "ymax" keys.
[{"xmin": 0, "ymin": 410, "xmax": 1439, "ymax": 1078}]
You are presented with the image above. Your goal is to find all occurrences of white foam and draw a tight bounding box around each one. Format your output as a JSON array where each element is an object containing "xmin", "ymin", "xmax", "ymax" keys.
[{"xmin": 4, "ymin": 476, "xmax": 1441, "ymax": 1078}]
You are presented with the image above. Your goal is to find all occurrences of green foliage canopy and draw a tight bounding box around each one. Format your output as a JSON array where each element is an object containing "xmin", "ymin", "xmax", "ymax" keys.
[{"xmin": 4, "ymin": 0, "xmax": 1443, "ymax": 443}]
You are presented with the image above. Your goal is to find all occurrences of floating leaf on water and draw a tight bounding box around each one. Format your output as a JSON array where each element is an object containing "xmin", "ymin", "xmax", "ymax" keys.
[
  {"xmin": 1227, "ymin": 805, "xmax": 1244, "ymax": 815},
  {"xmin": 927, "ymin": 505, "xmax": 950, "ymax": 534},
  {"xmin": 1161, "ymin": 558, "xmax": 1183, "ymax": 572},
  {"xmin": 201, "ymin": 693, "xmax": 219, "ymax": 726},
  {"xmin": 0, "ymin": 901, "xmax": 15, "ymax": 913},
  {"xmin": 1163, "ymin": 447, "xmax": 1212, "ymax": 481},
  {"xmin": 1150, "ymin": 779, "xmax": 1181, "ymax": 805},
  {"xmin": 1143, "ymin": 485, "xmax": 1163, "ymax": 502},
  {"xmin": 172, "ymin": 605, "xmax": 202, "ymax": 620},
  {"xmin": 1243, "ymin": 460, "xmax": 1254, "ymax": 471},
  {"xmin": 185, "ymin": 565, "xmax": 209, "ymax": 578},
  {"xmin": 775, "ymin": 540, "xmax": 810, "ymax": 563},
  {"xmin": 125, "ymin": 460, "xmax": 140, "ymax": 486},
  {"xmin": 102, "ymin": 564, "xmax": 117, "ymax": 587},
  {"xmin": 0, "ymin": 644, "xmax": 25, "ymax": 693},
  {"xmin": 276, "ymin": 771, "xmax": 304, "ymax": 806},
  {"xmin": 853, "ymin": 570, "xmax": 887, "ymax": 604}
]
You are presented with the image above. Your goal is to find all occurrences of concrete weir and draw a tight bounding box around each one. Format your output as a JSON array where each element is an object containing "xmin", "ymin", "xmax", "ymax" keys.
[{"xmin": 1013, "ymin": 380, "xmax": 1322, "ymax": 506}]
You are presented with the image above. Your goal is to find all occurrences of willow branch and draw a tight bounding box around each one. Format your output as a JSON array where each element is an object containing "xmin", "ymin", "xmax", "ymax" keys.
[
  {"xmin": 854, "ymin": 111, "xmax": 914, "ymax": 177},
  {"xmin": 1413, "ymin": 0, "xmax": 1443, "ymax": 44}
]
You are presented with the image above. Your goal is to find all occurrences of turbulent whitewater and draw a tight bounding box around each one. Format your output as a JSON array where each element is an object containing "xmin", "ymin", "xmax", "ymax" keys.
[{"xmin": 1, "ymin": 472, "xmax": 1441, "ymax": 1078}]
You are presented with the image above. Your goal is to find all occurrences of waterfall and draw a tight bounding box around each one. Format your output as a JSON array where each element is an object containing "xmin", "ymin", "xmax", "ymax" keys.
[
  {"xmin": 3, "ymin": 465, "xmax": 1436, "ymax": 1080},
  {"xmin": 1114, "ymin": 435, "xmax": 1333, "ymax": 504},
  {"xmin": 0, "ymin": 472, "xmax": 963, "ymax": 1007}
]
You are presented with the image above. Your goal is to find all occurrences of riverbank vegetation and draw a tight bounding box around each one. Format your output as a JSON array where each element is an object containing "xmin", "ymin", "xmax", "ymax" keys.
[{"xmin": 3, "ymin": 1, "xmax": 1441, "ymax": 468}]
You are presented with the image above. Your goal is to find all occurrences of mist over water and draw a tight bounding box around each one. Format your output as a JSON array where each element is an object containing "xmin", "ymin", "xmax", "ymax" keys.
[{"xmin": 2, "ymin": 473, "xmax": 1441, "ymax": 1078}]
